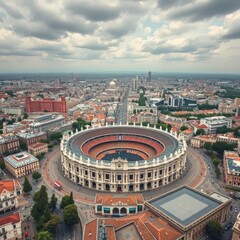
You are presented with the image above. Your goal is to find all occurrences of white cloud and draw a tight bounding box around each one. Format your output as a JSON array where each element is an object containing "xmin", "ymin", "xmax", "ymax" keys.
[{"xmin": 0, "ymin": 0, "xmax": 239, "ymax": 73}]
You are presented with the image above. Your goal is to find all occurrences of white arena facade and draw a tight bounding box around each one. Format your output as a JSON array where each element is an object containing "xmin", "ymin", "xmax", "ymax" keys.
[{"xmin": 60, "ymin": 124, "xmax": 187, "ymax": 193}]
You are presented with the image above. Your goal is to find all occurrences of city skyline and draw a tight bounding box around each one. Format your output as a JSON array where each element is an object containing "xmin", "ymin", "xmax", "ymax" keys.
[{"xmin": 0, "ymin": 0, "xmax": 240, "ymax": 73}]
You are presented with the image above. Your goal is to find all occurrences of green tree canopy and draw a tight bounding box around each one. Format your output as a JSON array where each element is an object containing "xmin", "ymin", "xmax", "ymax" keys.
[
  {"xmin": 49, "ymin": 194, "xmax": 57, "ymax": 211},
  {"xmin": 216, "ymin": 126, "xmax": 231, "ymax": 134},
  {"xmin": 196, "ymin": 129, "xmax": 205, "ymax": 136},
  {"xmin": 204, "ymin": 142, "xmax": 213, "ymax": 151},
  {"xmin": 212, "ymin": 142, "xmax": 237, "ymax": 157},
  {"xmin": 206, "ymin": 220, "xmax": 224, "ymax": 240},
  {"xmin": 31, "ymin": 186, "xmax": 49, "ymax": 222},
  {"xmin": 44, "ymin": 214, "xmax": 60, "ymax": 233},
  {"xmin": 32, "ymin": 172, "xmax": 42, "ymax": 180},
  {"xmin": 180, "ymin": 126, "xmax": 188, "ymax": 131},
  {"xmin": 34, "ymin": 231, "xmax": 53, "ymax": 240},
  {"xmin": 63, "ymin": 204, "xmax": 80, "ymax": 226},
  {"xmin": 60, "ymin": 192, "xmax": 74, "ymax": 209},
  {"xmin": 23, "ymin": 112, "xmax": 29, "ymax": 119},
  {"xmin": 50, "ymin": 132, "xmax": 62, "ymax": 141},
  {"xmin": 0, "ymin": 161, "xmax": 5, "ymax": 170},
  {"xmin": 23, "ymin": 177, "xmax": 32, "ymax": 193}
]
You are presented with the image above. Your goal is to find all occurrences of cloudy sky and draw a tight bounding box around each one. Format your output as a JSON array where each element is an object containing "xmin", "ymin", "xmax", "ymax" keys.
[{"xmin": 0, "ymin": 0, "xmax": 240, "ymax": 73}]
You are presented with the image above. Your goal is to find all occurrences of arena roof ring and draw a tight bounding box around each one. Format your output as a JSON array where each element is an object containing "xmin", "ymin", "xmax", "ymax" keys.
[{"xmin": 61, "ymin": 124, "xmax": 187, "ymax": 193}]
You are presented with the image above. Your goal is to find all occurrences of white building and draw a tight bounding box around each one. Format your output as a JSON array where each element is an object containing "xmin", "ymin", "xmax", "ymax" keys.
[
  {"xmin": 0, "ymin": 212, "xmax": 22, "ymax": 240},
  {"xmin": 0, "ymin": 180, "xmax": 21, "ymax": 214},
  {"xmin": 200, "ymin": 116, "xmax": 232, "ymax": 134},
  {"xmin": 29, "ymin": 114, "xmax": 65, "ymax": 133}
]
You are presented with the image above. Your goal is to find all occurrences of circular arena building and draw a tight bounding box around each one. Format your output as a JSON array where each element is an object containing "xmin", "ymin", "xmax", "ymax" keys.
[{"xmin": 60, "ymin": 124, "xmax": 187, "ymax": 193}]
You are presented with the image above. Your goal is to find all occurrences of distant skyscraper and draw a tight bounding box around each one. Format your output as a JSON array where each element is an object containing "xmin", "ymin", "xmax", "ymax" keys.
[
  {"xmin": 132, "ymin": 76, "xmax": 139, "ymax": 91},
  {"xmin": 148, "ymin": 71, "xmax": 151, "ymax": 82}
]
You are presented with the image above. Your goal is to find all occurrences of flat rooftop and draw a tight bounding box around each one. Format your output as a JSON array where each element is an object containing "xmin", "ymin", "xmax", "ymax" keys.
[
  {"xmin": 4, "ymin": 151, "xmax": 38, "ymax": 168},
  {"xmin": 226, "ymin": 157, "xmax": 240, "ymax": 172},
  {"xmin": 148, "ymin": 187, "xmax": 221, "ymax": 226}
]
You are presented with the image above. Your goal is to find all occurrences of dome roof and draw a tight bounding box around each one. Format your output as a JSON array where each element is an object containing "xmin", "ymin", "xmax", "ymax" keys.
[{"xmin": 109, "ymin": 79, "xmax": 117, "ymax": 87}]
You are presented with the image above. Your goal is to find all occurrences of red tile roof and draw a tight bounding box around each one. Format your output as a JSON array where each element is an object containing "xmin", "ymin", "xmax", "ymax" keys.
[
  {"xmin": 95, "ymin": 193, "xmax": 144, "ymax": 205},
  {"xmin": 0, "ymin": 212, "xmax": 20, "ymax": 226},
  {"xmin": 84, "ymin": 210, "xmax": 183, "ymax": 240},
  {"xmin": 0, "ymin": 180, "xmax": 15, "ymax": 194}
]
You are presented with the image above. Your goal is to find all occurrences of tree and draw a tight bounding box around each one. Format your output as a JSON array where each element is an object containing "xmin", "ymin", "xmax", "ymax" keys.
[
  {"xmin": 31, "ymin": 186, "xmax": 49, "ymax": 222},
  {"xmin": 23, "ymin": 177, "xmax": 32, "ymax": 193},
  {"xmin": 32, "ymin": 172, "xmax": 42, "ymax": 180},
  {"xmin": 17, "ymin": 117, "xmax": 22, "ymax": 122},
  {"xmin": 60, "ymin": 192, "xmax": 74, "ymax": 209},
  {"xmin": 34, "ymin": 231, "xmax": 53, "ymax": 240},
  {"xmin": 133, "ymin": 109, "xmax": 136, "ymax": 114},
  {"xmin": 212, "ymin": 142, "xmax": 237, "ymax": 157},
  {"xmin": 196, "ymin": 129, "xmax": 205, "ymax": 136},
  {"xmin": 37, "ymin": 209, "xmax": 51, "ymax": 231},
  {"xmin": 23, "ymin": 112, "xmax": 29, "ymax": 119},
  {"xmin": 44, "ymin": 215, "xmax": 60, "ymax": 233},
  {"xmin": 206, "ymin": 220, "xmax": 224, "ymax": 240},
  {"xmin": 204, "ymin": 142, "xmax": 212, "ymax": 151},
  {"xmin": 0, "ymin": 160, "xmax": 5, "ymax": 170},
  {"xmin": 216, "ymin": 126, "xmax": 230, "ymax": 134},
  {"xmin": 150, "ymin": 109, "xmax": 153, "ymax": 113},
  {"xmin": 49, "ymin": 194, "xmax": 57, "ymax": 211},
  {"xmin": 63, "ymin": 204, "xmax": 80, "ymax": 226},
  {"xmin": 180, "ymin": 126, "xmax": 188, "ymax": 131},
  {"xmin": 234, "ymin": 127, "xmax": 240, "ymax": 138},
  {"xmin": 69, "ymin": 191, "xmax": 74, "ymax": 204},
  {"xmin": 50, "ymin": 132, "xmax": 62, "ymax": 141},
  {"xmin": 20, "ymin": 142, "xmax": 27, "ymax": 151}
]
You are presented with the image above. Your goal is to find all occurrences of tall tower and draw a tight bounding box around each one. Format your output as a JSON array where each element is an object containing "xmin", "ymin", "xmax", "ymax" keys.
[
  {"xmin": 2, "ymin": 122, "xmax": 7, "ymax": 135},
  {"xmin": 132, "ymin": 76, "xmax": 139, "ymax": 91},
  {"xmin": 148, "ymin": 71, "xmax": 151, "ymax": 82}
]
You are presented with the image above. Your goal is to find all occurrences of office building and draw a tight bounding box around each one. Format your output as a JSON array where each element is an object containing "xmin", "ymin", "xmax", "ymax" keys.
[
  {"xmin": 200, "ymin": 116, "xmax": 232, "ymax": 134},
  {"xmin": 148, "ymin": 71, "xmax": 151, "ymax": 82},
  {"xmin": 131, "ymin": 76, "xmax": 139, "ymax": 91},
  {"xmin": 29, "ymin": 114, "xmax": 65, "ymax": 133}
]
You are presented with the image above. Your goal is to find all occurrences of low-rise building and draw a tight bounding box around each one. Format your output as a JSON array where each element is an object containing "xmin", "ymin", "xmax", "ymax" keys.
[
  {"xmin": 0, "ymin": 135, "xmax": 20, "ymax": 156},
  {"xmin": 181, "ymin": 128, "xmax": 194, "ymax": 142},
  {"xmin": 84, "ymin": 186, "xmax": 231, "ymax": 240},
  {"xmin": 223, "ymin": 151, "xmax": 240, "ymax": 188},
  {"xmin": 190, "ymin": 135, "xmax": 217, "ymax": 148},
  {"xmin": 218, "ymin": 103, "xmax": 234, "ymax": 114},
  {"xmin": 29, "ymin": 114, "xmax": 65, "ymax": 133},
  {"xmin": 2, "ymin": 106, "xmax": 25, "ymax": 115},
  {"xmin": 0, "ymin": 212, "xmax": 22, "ymax": 240},
  {"xmin": 28, "ymin": 142, "xmax": 48, "ymax": 157},
  {"xmin": 16, "ymin": 131, "xmax": 47, "ymax": 147},
  {"xmin": 200, "ymin": 116, "xmax": 232, "ymax": 134},
  {"xmin": 95, "ymin": 194, "xmax": 144, "ymax": 216},
  {"xmin": 232, "ymin": 213, "xmax": 240, "ymax": 240},
  {"xmin": 0, "ymin": 180, "xmax": 20, "ymax": 214},
  {"xmin": 4, "ymin": 152, "xmax": 39, "ymax": 178}
]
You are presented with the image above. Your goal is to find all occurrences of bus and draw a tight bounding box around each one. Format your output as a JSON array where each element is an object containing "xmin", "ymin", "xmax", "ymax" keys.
[{"xmin": 54, "ymin": 181, "xmax": 62, "ymax": 190}]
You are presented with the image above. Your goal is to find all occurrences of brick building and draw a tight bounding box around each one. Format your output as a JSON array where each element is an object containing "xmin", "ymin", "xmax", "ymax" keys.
[
  {"xmin": 223, "ymin": 151, "xmax": 240, "ymax": 187},
  {"xmin": 16, "ymin": 132, "xmax": 47, "ymax": 147},
  {"xmin": 0, "ymin": 135, "xmax": 20, "ymax": 156},
  {"xmin": 25, "ymin": 96, "xmax": 67, "ymax": 113}
]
